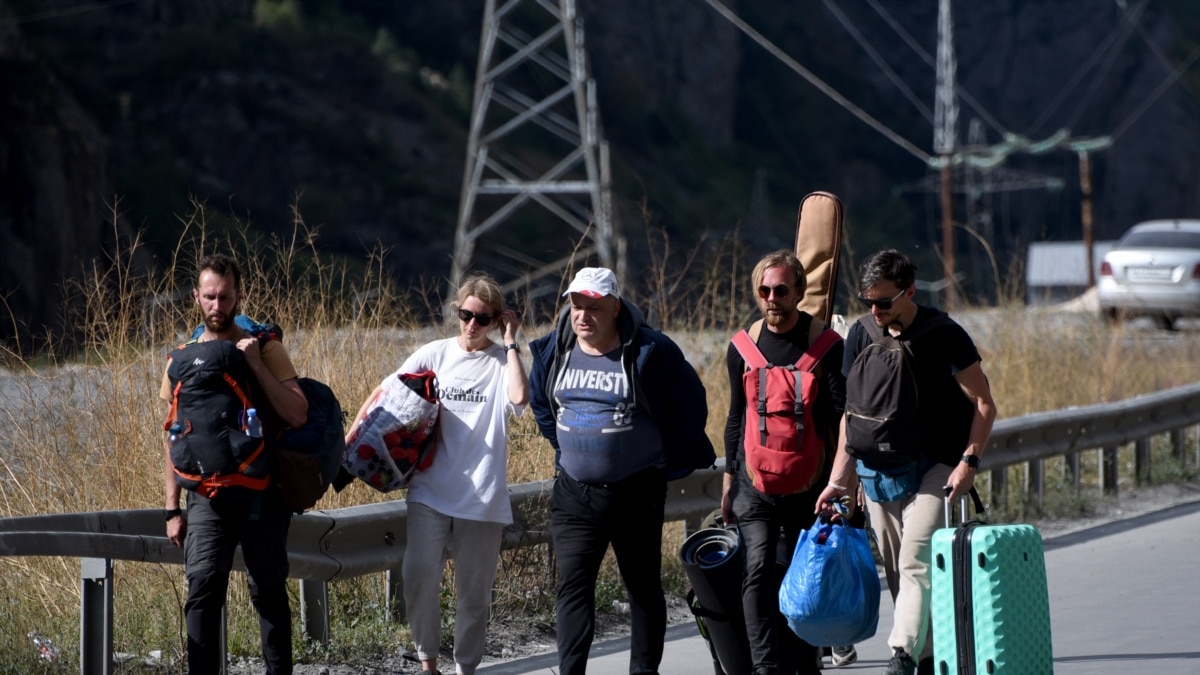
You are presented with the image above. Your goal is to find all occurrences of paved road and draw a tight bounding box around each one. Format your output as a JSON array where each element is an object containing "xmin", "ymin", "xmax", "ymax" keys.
[{"xmin": 479, "ymin": 499, "xmax": 1200, "ymax": 674}]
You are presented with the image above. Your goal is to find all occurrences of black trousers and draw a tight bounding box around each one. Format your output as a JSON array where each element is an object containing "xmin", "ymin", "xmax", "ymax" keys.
[
  {"xmin": 550, "ymin": 467, "xmax": 667, "ymax": 675},
  {"xmin": 184, "ymin": 491, "xmax": 293, "ymax": 675},
  {"xmin": 732, "ymin": 472, "xmax": 822, "ymax": 675}
]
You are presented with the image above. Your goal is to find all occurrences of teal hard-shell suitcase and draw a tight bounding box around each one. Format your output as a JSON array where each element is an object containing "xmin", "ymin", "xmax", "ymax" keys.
[{"xmin": 930, "ymin": 496, "xmax": 1053, "ymax": 674}]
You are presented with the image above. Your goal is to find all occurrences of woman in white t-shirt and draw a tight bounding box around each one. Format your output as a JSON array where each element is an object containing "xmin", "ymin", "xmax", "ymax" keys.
[{"xmin": 351, "ymin": 274, "xmax": 529, "ymax": 675}]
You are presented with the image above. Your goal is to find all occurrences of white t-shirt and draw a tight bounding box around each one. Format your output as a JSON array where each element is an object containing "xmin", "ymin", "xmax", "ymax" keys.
[{"xmin": 399, "ymin": 337, "xmax": 523, "ymax": 525}]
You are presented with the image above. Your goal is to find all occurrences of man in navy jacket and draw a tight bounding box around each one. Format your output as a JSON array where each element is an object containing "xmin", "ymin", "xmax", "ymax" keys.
[{"xmin": 530, "ymin": 267, "xmax": 714, "ymax": 675}]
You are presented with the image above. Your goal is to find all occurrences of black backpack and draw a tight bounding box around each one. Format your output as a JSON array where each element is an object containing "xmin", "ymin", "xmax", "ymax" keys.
[
  {"xmin": 184, "ymin": 316, "xmax": 347, "ymax": 511},
  {"xmin": 274, "ymin": 377, "xmax": 347, "ymax": 512},
  {"xmin": 843, "ymin": 313, "xmax": 953, "ymax": 468},
  {"xmin": 165, "ymin": 339, "xmax": 273, "ymax": 498}
]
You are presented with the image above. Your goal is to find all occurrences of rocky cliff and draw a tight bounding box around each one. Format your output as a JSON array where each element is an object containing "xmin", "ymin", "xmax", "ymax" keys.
[{"xmin": 2, "ymin": 0, "xmax": 1198, "ymax": 347}]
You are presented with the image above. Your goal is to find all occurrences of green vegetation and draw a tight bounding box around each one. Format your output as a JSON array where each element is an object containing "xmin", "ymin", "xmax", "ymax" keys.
[{"xmin": 0, "ymin": 209, "xmax": 1198, "ymax": 671}]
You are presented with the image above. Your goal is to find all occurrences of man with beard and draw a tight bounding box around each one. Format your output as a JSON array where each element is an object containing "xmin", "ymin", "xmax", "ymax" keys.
[
  {"xmin": 722, "ymin": 250, "xmax": 845, "ymax": 675},
  {"xmin": 160, "ymin": 253, "xmax": 308, "ymax": 674}
]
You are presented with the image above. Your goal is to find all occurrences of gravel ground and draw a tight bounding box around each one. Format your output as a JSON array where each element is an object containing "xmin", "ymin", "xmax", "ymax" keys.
[{"xmin": 229, "ymin": 479, "xmax": 1200, "ymax": 675}]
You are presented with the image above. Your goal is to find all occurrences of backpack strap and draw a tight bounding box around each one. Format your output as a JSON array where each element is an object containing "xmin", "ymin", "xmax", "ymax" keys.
[
  {"xmin": 731, "ymin": 329, "xmax": 771, "ymax": 446},
  {"xmin": 795, "ymin": 328, "xmax": 841, "ymax": 373},
  {"xmin": 731, "ymin": 329, "xmax": 768, "ymax": 369}
]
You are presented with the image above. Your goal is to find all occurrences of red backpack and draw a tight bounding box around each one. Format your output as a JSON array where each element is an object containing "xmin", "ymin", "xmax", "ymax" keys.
[{"xmin": 731, "ymin": 322, "xmax": 842, "ymax": 495}]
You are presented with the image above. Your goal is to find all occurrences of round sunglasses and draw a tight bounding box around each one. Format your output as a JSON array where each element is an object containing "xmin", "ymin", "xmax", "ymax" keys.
[
  {"xmin": 457, "ymin": 308, "xmax": 494, "ymax": 326},
  {"xmin": 756, "ymin": 283, "xmax": 793, "ymax": 299}
]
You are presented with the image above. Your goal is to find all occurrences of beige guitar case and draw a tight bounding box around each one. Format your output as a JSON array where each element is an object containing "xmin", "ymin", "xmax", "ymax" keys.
[{"xmin": 794, "ymin": 191, "xmax": 844, "ymax": 325}]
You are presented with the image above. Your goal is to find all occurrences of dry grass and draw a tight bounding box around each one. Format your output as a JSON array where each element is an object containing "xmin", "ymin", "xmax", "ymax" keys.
[{"xmin": 0, "ymin": 207, "xmax": 1198, "ymax": 671}]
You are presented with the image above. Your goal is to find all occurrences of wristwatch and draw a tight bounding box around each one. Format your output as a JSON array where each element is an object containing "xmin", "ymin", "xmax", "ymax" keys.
[
  {"xmin": 504, "ymin": 343, "xmax": 520, "ymax": 353},
  {"xmin": 164, "ymin": 508, "xmax": 183, "ymax": 521},
  {"xmin": 960, "ymin": 454, "xmax": 980, "ymax": 469}
]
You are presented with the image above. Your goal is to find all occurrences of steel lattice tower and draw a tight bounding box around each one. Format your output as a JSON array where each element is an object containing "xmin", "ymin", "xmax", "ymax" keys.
[{"xmin": 450, "ymin": 0, "xmax": 615, "ymax": 303}]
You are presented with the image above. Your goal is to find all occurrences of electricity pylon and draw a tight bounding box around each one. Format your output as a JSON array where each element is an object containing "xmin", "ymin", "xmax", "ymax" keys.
[{"xmin": 450, "ymin": 0, "xmax": 615, "ymax": 304}]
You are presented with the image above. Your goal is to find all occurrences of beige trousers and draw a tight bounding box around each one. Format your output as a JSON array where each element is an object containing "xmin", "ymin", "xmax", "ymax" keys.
[{"xmin": 863, "ymin": 462, "xmax": 952, "ymax": 661}]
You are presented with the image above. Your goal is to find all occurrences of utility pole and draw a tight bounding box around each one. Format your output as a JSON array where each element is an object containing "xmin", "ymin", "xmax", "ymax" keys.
[
  {"xmin": 1063, "ymin": 136, "xmax": 1111, "ymax": 288},
  {"xmin": 934, "ymin": 0, "xmax": 958, "ymax": 310},
  {"xmin": 451, "ymin": 0, "xmax": 616, "ymax": 309}
]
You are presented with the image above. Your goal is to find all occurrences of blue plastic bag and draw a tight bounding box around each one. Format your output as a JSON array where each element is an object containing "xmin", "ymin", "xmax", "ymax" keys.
[{"xmin": 778, "ymin": 520, "xmax": 881, "ymax": 646}]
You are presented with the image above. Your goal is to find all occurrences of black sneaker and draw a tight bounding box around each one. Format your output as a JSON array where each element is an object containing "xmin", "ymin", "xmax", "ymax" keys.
[
  {"xmin": 883, "ymin": 648, "xmax": 916, "ymax": 675},
  {"xmin": 831, "ymin": 644, "xmax": 858, "ymax": 667}
]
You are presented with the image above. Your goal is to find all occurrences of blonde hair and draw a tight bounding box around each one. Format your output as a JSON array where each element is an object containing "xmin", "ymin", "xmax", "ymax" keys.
[
  {"xmin": 453, "ymin": 273, "xmax": 505, "ymax": 318},
  {"xmin": 751, "ymin": 249, "xmax": 807, "ymax": 296}
]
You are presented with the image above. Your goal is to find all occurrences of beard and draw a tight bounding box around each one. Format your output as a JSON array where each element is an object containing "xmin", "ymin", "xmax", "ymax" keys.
[
  {"xmin": 203, "ymin": 307, "xmax": 237, "ymax": 333},
  {"xmin": 760, "ymin": 302, "xmax": 794, "ymax": 327}
]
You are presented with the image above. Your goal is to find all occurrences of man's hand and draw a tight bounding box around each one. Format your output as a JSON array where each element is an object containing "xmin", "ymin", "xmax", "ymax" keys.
[
  {"xmin": 166, "ymin": 515, "xmax": 186, "ymax": 549},
  {"xmin": 814, "ymin": 483, "xmax": 856, "ymax": 521},
  {"xmin": 720, "ymin": 472, "xmax": 737, "ymax": 526},
  {"xmin": 235, "ymin": 336, "xmax": 262, "ymax": 364},
  {"xmin": 945, "ymin": 463, "xmax": 977, "ymax": 502}
]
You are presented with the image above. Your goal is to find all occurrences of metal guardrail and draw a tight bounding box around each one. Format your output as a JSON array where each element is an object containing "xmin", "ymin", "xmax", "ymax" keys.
[{"xmin": 1, "ymin": 381, "xmax": 1198, "ymax": 672}]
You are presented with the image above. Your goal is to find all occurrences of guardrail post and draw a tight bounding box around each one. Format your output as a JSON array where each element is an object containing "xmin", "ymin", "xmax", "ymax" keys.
[
  {"xmin": 1065, "ymin": 452, "xmax": 1080, "ymax": 487},
  {"xmin": 300, "ymin": 580, "xmax": 330, "ymax": 643},
  {"xmin": 1195, "ymin": 424, "xmax": 1200, "ymax": 467},
  {"xmin": 989, "ymin": 468, "xmax": 1006, "ymax": 512},
  {"xmin": 1135, "ymin": 438, "xmax": 1151, "ymax": 485},
  {"xmin": 1171, "ymin": 428, "xmax": 1185, "ymax": 463},
  {"xmin": 1101, "ymin": 447, "xmax": 1119, "ymax": 495},
  {"xmin": 80, "ymin": 557, "xmax": 113, "ymax": 675},
  {"xmin": 1027, "ymin": 459, "xmax": 1044, "ymax": 504},
  {"xmin": 386, "ymin": 568, "xmax": 406, "ymax": 623}
]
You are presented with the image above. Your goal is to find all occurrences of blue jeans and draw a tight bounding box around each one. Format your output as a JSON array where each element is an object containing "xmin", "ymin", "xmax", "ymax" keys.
[
  {"xmin": 183, "ymin": 491, "xmax": 293, "ymax": 675},
  {"xmin": 550, "ymin": 467, "xmax": 667, "ymax": 675}
]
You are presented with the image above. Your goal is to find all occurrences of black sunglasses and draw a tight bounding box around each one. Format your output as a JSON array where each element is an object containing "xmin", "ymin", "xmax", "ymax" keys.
[
  {"xmin": 756, "ymin": 284, "xmax": 793, "ymax": 299},
  {"xmin": 856, "ymin": 289, "xmax": 906, "ymax": 310},
  {"xmin": 457, "ymin": 308, "xmax": 494, "ymax": 326}
]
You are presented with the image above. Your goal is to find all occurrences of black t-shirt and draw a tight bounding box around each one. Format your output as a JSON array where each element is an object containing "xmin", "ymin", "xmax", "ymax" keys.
[
  {"xmin": 723, "ymin": 313, "xmax": 847, "ymax": 473},
  {"xmin": 842, "ymin": 306, "xmax": 981, "ymax": 466}
]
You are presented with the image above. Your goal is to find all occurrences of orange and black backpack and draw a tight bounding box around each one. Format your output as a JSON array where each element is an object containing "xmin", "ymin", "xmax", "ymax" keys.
[
  {"xmin": 731, "ymin": 319, "xmax": 842, "ymax": 495},
  {"xmin": 164, "ymin": 338, "xmax": 274, "ymax": 499}
]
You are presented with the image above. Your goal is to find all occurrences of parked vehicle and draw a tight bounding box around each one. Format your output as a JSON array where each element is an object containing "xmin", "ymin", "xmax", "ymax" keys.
[{"xmin": 1097, "ymin": 219, "xmax": 1200, "ymax": 329}]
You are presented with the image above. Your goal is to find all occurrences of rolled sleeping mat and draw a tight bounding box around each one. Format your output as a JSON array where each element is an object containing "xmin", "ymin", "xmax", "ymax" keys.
[{"xmin": 680, "ymin": 528, "xmax": 753, "ymax": 675}]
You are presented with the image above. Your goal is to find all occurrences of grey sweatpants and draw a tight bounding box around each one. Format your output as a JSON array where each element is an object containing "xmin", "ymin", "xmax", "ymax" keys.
[{"xmin": 402, "ymin": 501, "xmax": 504, "ymax": 675}]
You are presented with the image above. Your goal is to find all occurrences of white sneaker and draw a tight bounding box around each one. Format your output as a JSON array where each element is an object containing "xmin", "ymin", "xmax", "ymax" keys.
[{"xmin": 831, "ymin": 644, "xmax": 858, "ymax": 667}]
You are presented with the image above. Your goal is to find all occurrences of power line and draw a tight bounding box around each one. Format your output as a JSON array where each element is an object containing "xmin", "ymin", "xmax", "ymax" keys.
[
  {"xmin": 1112, "ymin": 45, "xmax": 1200, "ymax": 140},
  {"xmin": 1064, "ymin": 1, "xmax": 1147, "ymax": 132},
  {"xmin": 1029, "ymin": 0, "xmax": 1146, "ymax": 134},
  {"xmin": 820, "ymin": 0, "xmax": 933, "ymax": 124},
  {"xmin": 862, "ymin": 0, "xmax": 1008, "ymax": 138},
  {"xmin": 700, "ymin": 0, "xmax": 931, "ymax": 164}
]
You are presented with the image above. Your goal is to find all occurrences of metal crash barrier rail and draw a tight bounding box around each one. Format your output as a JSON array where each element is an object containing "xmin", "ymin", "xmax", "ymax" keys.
[{"xmin": 0, "ymin": 381, "xmax": 1198, "ymax": 673}]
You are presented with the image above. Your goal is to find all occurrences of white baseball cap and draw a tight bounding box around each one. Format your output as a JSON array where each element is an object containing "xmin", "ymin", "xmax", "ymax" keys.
[{"xmin": 563, "ymin": 267, "xmax": 619, "ymax": 299}]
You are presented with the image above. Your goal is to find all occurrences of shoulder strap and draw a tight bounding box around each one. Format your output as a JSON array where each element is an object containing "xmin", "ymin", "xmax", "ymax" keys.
[
  {"xmin": 746, "ymin": 318, "xmax": 764, "ymax": 343},
  {"xmin": 731, "ymin": 330, "xmax": 768, "ymax": 369},
  {"xmin": 796, "ymin": 328, "xmax": 842, "ymax": 373},
  {"xmin": 857, "ymin": 315, "xmax": 885, "ymax": 341}
]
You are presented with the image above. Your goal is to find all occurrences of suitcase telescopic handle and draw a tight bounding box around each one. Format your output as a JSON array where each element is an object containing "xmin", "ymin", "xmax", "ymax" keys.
[{"xmin": 942, "ymin": 485, "xmax": 969, "ymax": 529}]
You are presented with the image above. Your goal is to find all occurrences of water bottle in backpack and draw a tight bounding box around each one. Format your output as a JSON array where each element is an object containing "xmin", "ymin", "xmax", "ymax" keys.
[{"xmin": 245, "ymin": 408, "xmax": 263, "ymax": 438}]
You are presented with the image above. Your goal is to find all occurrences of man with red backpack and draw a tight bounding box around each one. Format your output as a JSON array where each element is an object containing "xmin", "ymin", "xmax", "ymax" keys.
[
  {"xmin": 722, "ymin": 250, "xmax": 846, "ymax": 675},
  {"xmin": 160, "ymin": 253, "xmax": 308, "ymax": 674}
]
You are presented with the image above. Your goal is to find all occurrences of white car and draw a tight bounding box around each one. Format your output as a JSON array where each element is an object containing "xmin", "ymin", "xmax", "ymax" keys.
[{"xmin": 1098, "ymin": 219, "xmax": 1200, "ymax": 329}]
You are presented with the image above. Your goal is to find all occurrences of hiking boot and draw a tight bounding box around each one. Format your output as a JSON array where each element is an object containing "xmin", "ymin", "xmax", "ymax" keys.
[
  {"xmin": 883, "ymin": 648, "xmax": 916, "ymax": 675},
  {"xmin": 831, "ymin": 644, "xmax": 858, "ymax": 667}
]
